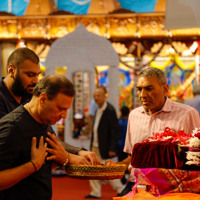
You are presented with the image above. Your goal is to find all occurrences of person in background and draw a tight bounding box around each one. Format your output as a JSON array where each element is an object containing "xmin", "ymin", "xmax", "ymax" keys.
[
  {"xmin": 85, "ymin": 85, "xmax": 124, "ymax": 199},
  {"xmin": 0, "ymin": 47, "xmax": 100, "ymax": 166},
  {"xmin": 88, "ymin": 86, "xmax": 108, "ymax": 134},
  {"xmin": 118, "ymin": 67, "xmax": 200, "ymax": 196},
  {"xmin": 118, "ymin": 106, "xmax": 130, "ymax": 185},
  {"xmin": 0, "ymin": 75, "xmax": 100, "ymax": 199},
  {"xmin": 185, "ymin": 85, "xmax": 200, "ymax": 116},
  {"xmin": 73, "ymin": 113, "xmax": 84, "ymax": 138},
  {"xmin": 118, "ymin": 106, "xmax": 130, "ymax": 162}
]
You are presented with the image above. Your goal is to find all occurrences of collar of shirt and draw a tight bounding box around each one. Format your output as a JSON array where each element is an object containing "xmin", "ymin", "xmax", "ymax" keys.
[
  {"xmin": 139, "ymin": 97, "xmax": 171, "ymax": 115},
  {"xmin": 97, "ymin": 101, "xmax": 107, "ymax": 113}
]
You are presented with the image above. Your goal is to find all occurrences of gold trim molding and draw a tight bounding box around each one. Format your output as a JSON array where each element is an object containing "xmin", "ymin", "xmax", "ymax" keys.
[{"xmin": 0, "ymin": 13, "xmax": 199, "ymax": 40}]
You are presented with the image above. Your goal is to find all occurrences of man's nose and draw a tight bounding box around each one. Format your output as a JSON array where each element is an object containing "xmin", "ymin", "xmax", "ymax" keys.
[
  {"xmin": 61, "ymin": 110, "xmax": 68, "ymax": 119},
  {"xmin": 139, "ymin": 89, "xmax": 147, "ymax": 97},
  {"xmin": 32, "ymin": 76, "xmax": 38, "ymax": 84}
]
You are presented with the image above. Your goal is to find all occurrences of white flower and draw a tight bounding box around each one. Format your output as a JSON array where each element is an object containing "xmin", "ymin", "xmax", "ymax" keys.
[
  {"xmin": 185, "ymin": 160, "xmax": 200, "ymax": 165},
  {"xmin": 186, "ymin": 151, "xmax": 200, "ymax": 161},
  {"xmin": 188, "ymin": 137, "xmax": 200, "ymax": 148},
  {"xmin": 191, "ymin": 127, "xmax": 200, "ymax": 137}
]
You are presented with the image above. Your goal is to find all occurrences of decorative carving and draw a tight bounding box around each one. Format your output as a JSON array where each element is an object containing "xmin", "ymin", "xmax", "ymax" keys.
[
  {"xmin": 108, "ymin": 16, "xmax": 137, "ymax": 37},
  {"xmin": 19, "ymin": 18, "xmax": 47, "ymax": 38},
  {"xmin": 138, "ymin": 15, "xmax": 167, "ymax": 36},
  {"xmin": 112, "ymin": 42, "xmax": 128, "ymax": 55},
  {"xmin": 0, "ymin": 13, "xmax": 199, "ymax": 39},
  {"xmin": 0, "ymin": 19, "xmax": 17, "ymax": 38},
  {"xmin": 48, "ymin": 17, "xmax": 76, "ymax": 38},
  {"xmin": 77, "ymin": 16, "xmax": 107, "ymax": 36}
]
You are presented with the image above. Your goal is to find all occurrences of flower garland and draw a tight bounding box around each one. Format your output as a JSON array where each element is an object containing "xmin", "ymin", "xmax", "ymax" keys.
[
  {"xmin": 149, "ymin": 54, "xmax": 195, "ymax": 71},
  {"xmin": 142, "ymin": 127, "xmax": 190, "ymax": 145}
]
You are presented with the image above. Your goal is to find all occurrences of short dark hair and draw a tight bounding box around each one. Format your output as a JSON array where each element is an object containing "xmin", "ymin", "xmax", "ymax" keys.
[
  {"xmin": 138, "ymin": 67, "xmax": 167, "ymax": 85},
  {"xmin": 7, "ymin": 47, "xmax": 39, "ymax": 70},
  {"xmin": 96, "ymin": 85, "xmax": 107, "ymax": 94},
  {"xmin": 120, "ymin": 106, "xmax": 130, "ymax": 117},
  {"xmin": 33, "ymin": 75, "xmax": 75, "ymax": 99}
]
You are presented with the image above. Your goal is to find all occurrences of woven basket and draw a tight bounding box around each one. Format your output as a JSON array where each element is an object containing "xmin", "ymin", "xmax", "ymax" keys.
[{"xmin": 65, "ymin": 164, "xmax": 126, "ymax": 180}]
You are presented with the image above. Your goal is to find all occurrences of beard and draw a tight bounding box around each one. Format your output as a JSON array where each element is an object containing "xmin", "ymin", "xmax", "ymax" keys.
[{"xmin": 11, "ymin": 74, "xmax": 35, "ymax": 98}]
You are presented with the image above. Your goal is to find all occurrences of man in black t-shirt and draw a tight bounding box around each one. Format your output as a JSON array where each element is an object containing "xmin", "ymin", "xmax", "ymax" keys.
[
  {"xmin": 0, "ymin": 47, "xmax": 100, "ymax": 163},
  {"xmin": 0, "ymin": 75, "xmax": 100, "ymax": 200}
]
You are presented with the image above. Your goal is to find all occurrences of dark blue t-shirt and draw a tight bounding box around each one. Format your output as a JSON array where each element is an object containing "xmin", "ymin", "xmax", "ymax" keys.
[{"xmin": 118, "ymin": 118, "xmax": 128, "ymax": 152}]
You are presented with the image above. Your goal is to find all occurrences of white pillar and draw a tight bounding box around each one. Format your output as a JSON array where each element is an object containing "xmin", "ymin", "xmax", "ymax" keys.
[{"xmin": 108, "ymin": 66, "xmax": 119, "ymax": 116}]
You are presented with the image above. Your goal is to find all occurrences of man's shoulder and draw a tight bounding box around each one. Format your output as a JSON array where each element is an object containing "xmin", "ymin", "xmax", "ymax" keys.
[
  {"xmin": 106, "ymin": 102, "xmax": 116, "ymax": 111},
  {"xmin": 168, "ymin": 99, "xmax": 199, "ymax": 115},
  {"xmin": 0, "ymin": 106, "xmax": 25, "ymax": 123},
  {"xmin": 107, "ymin": 101, "xmax": 113, "ymax": 108},
  {"xmin": 171, "ymin": 99, "xmax": 195, "ymax": 110},
  {"xmin": 0, "ymin": 106, "xmax": 27, "ymax": 137},
  {"xmin": 0, "ymin": 78, "xmax": 16, "ymax": 106}
]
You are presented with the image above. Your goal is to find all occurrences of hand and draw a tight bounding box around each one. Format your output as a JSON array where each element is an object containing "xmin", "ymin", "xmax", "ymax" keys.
[
  {"xmin": 31, "ymin": 136, "xmax": 47, "ymax": 170},
  {"xmin": 78, "ymin": 151, "xmax": 101, "ymax": 165},
  {"xmin": 105, "ymin": 159, "xmax": 117, "ymax": 166},
  {"xmin": 45, "ymin": 132, "xmax": 68, "ymax": 165},
  {"xmin": 68, "ymin": 153, "xmax": 91, "ymax": 166},
  {"xmin": 108, "ymin": 151, "xmax": 116, "ymax": 158}
]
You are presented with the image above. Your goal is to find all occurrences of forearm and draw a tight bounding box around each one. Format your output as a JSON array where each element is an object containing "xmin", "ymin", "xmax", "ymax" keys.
[
  {"xmin": 58, "ymin": 138, "xmax": 82, "ymax": 155},
  {"xmin": 0, "ymin": 161, "xmax": 36, "ymax": 191}
]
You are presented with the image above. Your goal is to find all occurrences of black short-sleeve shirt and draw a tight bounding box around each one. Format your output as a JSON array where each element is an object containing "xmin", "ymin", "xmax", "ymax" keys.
[
  {"xmin": 0, "ymin": 78, "xmax": 31, "ymax": 119},
  {"xmin": 0, "ymin": 105, "xmax": 54, "ymax": 200}
]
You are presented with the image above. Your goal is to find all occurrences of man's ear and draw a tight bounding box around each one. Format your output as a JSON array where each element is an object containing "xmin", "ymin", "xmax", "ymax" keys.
[
  {"xmin": 7, "ymin": 64, "xmax": 16, "ymax": 78},
  {"xmin": 163, "ymin": 84, "xmax": 169, "ymax": 95},
  {"xmin": 39, "ymin": 93, "xmax": 48, "ymax": 106}
]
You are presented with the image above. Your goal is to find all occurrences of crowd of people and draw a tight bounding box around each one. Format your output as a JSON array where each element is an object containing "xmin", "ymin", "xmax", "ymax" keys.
[{"xmin": 0, "ymin": 47, "xmax": 200, "ymax": 200}]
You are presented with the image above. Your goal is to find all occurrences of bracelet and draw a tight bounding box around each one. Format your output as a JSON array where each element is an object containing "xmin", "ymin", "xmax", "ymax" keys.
[
  {"xmin": 30, "ymin": 160, "xmax": 37, "ymax": 172},
  {"xmin": 62, "ymin": 158, "xmax": 69, "ymax": 166}
]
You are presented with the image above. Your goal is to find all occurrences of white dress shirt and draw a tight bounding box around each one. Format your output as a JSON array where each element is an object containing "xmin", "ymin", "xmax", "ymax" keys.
[{"xmin": 92, "ymin": 101, "xmax": 107, "ymax": 147}]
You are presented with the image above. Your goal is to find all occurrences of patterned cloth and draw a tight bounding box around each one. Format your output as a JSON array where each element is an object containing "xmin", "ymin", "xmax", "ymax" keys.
[
  {"xmin": 113, "ymin": 192, "xmax": 200, "ymax": 200},
  {"xmin": 134, "ymin": 168, "xmax": 200, "ymax": 196}
]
